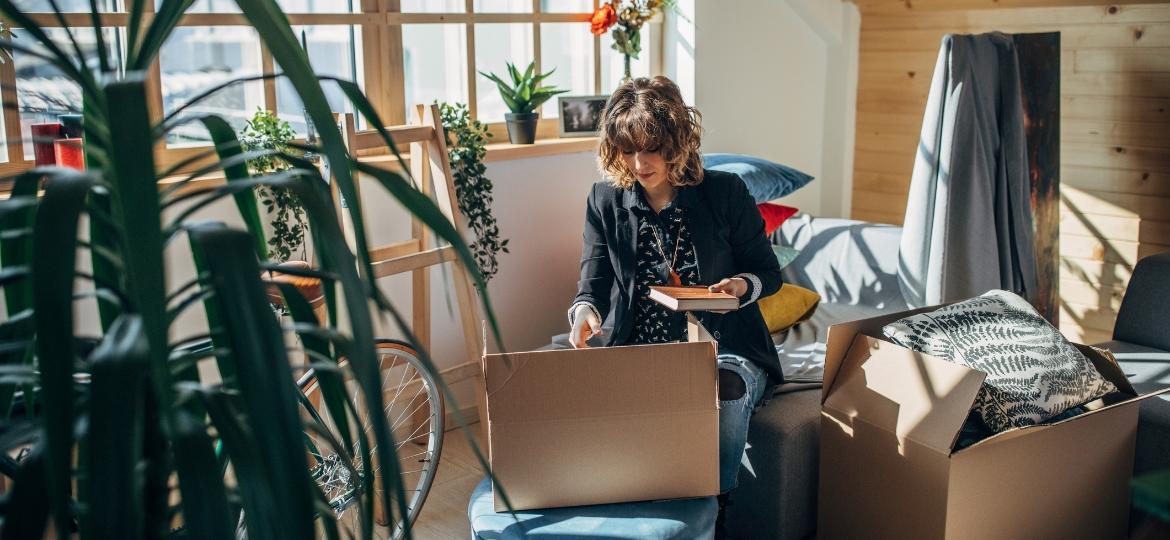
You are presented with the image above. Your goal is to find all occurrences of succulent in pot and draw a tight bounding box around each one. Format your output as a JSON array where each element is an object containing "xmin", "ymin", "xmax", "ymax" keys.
[{"xmin": 479, "ymin": 61, "xmax": 568, "ymax": 144}]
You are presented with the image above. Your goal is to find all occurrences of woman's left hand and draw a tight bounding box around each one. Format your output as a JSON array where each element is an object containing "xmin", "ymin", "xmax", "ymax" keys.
[{"xmin": 708, "ymin": 277, "xmax": 748, "ymax": 298}]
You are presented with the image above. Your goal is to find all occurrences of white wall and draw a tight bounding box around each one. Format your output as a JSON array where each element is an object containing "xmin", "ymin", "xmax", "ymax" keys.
[{"xmin": 691, "ymin": 0, "xmax": 859, "ymax": 218}]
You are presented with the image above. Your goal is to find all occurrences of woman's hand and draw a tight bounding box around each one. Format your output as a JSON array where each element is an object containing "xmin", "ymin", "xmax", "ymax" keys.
[
  {"xmin": 570, "ymin": 304, "xmax": 603, "ymax": 348},
  {"xmin": 708, "ymin": 277, "xmax": 749, "ymax": 298}
]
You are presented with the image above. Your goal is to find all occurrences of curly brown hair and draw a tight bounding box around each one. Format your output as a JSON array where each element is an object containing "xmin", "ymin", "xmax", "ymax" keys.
[{"xmin": 598, "ymin": 76, "xmax": 704, "ymax": 189}]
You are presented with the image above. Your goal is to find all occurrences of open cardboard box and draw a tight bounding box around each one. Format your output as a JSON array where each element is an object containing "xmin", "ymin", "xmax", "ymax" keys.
[
  {"xmin": 817, "ymin": 305, "xmax": 1170, "ymax": 540},
  {"xmin": 481, "ymin": 341, "xmax": 720, "ymax": 512}
]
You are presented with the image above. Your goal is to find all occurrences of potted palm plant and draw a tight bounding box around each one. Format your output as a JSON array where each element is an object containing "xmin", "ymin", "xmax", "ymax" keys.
[
  {"xmin": 0, "ymin": 0, "xmax": 506, "ymax": 537},
  {"xmin": 479, "ymin": 61, "xmax": 568, "ymax": 144}
]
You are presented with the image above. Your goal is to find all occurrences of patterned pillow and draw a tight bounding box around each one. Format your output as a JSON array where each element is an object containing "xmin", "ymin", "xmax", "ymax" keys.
[{"xmin": 882, "ymin": 290, "xmax": 1116, "ymax": 433}]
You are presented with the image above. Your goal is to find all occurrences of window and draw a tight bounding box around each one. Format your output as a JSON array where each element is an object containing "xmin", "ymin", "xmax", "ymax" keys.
[{"xmin": 0, "ymin": 1, "xmax": 665, "ymax": 173}]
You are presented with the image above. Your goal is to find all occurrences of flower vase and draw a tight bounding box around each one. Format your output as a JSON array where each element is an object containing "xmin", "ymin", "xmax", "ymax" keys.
[{"xmin": 622, "ymin": 53, "xmax": 632, "ymax": 82}]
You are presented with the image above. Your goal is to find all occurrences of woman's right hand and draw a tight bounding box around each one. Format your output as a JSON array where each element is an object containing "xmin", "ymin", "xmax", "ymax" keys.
[{"xmin": 569, "ymin": 304, "xmax": 603, "ymax": 348}]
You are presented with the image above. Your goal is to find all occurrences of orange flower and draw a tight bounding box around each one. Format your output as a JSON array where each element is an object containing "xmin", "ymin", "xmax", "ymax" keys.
[{"xmin": 590, "ymin": 3, "xmax": 617, "ymax": 36}]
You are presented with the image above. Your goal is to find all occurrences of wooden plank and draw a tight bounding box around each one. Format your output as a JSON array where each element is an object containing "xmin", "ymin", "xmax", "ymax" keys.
[
  {"xmin": 860, "ymin": 4, "xmax": 1170, "ymax": 29},
  {"xmin": 861, "ymin": 23, "xmax": 1170, "ymax": 52},
  {"xmin": 1062, "ymin": 119, "xmax": 1170, "ymax": 150},
  {"xmin": 1059, "ymin": 277, "xmax": 1126, "ymax": 312},
  {"xmin": 369, "ymin": 238, "xmax": 422, "ymax": 264},
  {"xmin": 1059, "ymin": 255, "xmax": 1135, "ymax": 291},
  {"xmin": 856, "ymin": 112, "xmax": 925, "ymax": 137},
  {"xmin": 854, "ymin": 149, "xmax": 916, "ymax": 176},
  {"xmin": 372, "ymin": 245, "xmax": 457, "ymax": 278},
  {"xmin": 1062, "ymin": 95, "xmax": 1170, "ymax": 124},
  {"xmin": 1074, "ymin": 47, "xmax": 1170, "ymax": 73},
  {"xmin": 857, "ymin": 89, "xmax": 930, "ymax": 115},
  {"xmin": 348, "ymin": 124, "xmax": 435, "ymax": 151},
  {"xmin": 1062, "ymin": 142, "xmax": 1170, "ymax": 174},
  {"xmin": 851, "ymin": 189, "xmax": 909, "ymax": 216},
  {"xmin": 1060, "ymin": 211, "xmax": 1170, "ymax": 245},
  {"xmin": 851, "ymin": 209, "xmax": 906, "ymax": 226},
  {"xmin": 1059, "ymin": 234, "xmax": 1170, "ymax": 266},
  {"xmin": 853, "ymin": 170, "xmax": 913, "ymax": 195},
  {"xmin": 1064, "ymin": 187, "xmax": 1170, "ymax": 221},
  {"xmin": 855, "ymin": 0, "xmax": 1159, "ymax": 13},
  {"xmin": 854, "ymin": 131, "xmax": 922, "ymax": 155},
  {"xmin": 1058, "ymin": 323, "xmax": 1113, "ymax": 346},
  {"xmin": 1064, "ymin": 166, "xmax": 1170, "ymax": 197},
  {"xmin": 859, "ymin": 51, "xmax": 940, "ymax": 76},
  {"xmin": 1060, "ymin": 300, "xmax": 1117, "ymax": 334},
  {"xmin": 1063, "ymin": 71, "xmax": 1170, "ymax": 98}
]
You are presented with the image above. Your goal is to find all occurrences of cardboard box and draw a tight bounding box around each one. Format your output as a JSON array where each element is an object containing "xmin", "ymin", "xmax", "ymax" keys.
[
  {"xmin": 482, "ymin": 341, "xmax": 720, "ymax": 511},
  {"xmin": 817, "ymin": 306, "xmax": 1170, "ymax": 540}
]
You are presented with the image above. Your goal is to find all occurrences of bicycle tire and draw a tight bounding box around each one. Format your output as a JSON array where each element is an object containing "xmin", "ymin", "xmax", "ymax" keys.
[{"xmin": 298, "ymin": 338, "xmax": 445, "ymax": 540}]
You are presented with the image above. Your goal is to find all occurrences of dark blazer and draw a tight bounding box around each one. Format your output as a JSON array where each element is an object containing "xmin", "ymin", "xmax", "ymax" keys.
[{"xmin": 573, "ymin": 169, "xmax": 785, "ymax": 385}]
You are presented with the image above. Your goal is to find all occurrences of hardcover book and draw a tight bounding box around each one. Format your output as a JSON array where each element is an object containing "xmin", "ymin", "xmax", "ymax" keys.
[{"xmin": 648, "ymin": 286, "xmax": 739, "ymax": 312}]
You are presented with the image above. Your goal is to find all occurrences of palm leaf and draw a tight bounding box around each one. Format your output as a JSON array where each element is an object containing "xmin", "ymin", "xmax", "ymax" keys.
[
  {"xmin": 31, "ymin": 169, "xmax": 95, "ymax": 536},
  {"xmin": 85, "ymin": 315, "xmax": 149, "ymax": 538}
]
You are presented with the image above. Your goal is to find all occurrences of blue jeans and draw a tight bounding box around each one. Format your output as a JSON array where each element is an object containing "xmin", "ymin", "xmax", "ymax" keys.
[{"xmin": 717, "ymin": 353, "xmax": 768, "ymax": 493}]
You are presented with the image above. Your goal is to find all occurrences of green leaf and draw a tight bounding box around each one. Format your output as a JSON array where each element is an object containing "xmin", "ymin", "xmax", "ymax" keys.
[
  {"xmin": 85, "ymin": 315, "xmax": 149, "ymax": 538},
  {"xmin": 31, "ymin": 169, "xmax": 95, "ymax": 537},
  {"xmin": 88, "ymin": 189, "xmax": 121, "ymax": 331},
  {"xmin": 171, "ymin": 408, "xmax": 236, "ymax": 540},
  {"xmin": 197, "ymin": 115, "xmax": 268, "ymax": 259},
  {"xmin": 189, "ymin": 223, "xmax": 317, "ymax": 539},
  {"xmin": 1, "ymin": 447, "xmax": 50, "ymax": 540}
]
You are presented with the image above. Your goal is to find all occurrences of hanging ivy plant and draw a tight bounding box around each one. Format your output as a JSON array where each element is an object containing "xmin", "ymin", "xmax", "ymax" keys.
[
  {"xmin": 239, "ymin": 108, "xmax": 308, "ymax": 262},
  {"xmin": 439, "ymin": 102, "xmax": 509, "ymax": 284}
]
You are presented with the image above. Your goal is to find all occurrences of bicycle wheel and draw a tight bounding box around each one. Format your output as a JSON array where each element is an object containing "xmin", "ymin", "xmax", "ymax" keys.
[{"xmin": 299, "ymin": 339, "xmax": 445, "ymax": 540}]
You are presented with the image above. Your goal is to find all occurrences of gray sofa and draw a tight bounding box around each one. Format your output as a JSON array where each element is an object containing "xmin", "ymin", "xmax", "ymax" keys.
[
  {"xmin": 1093, "ymin": 251, "xmax": 1170, "ymax": 531},
  {"xmin": 727, "ymin": 215, "xmax": 907, "ymax": 540}
]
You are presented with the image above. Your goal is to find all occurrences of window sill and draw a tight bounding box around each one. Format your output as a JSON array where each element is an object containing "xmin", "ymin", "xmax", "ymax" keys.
[{"xmin": 152, "ymin": 135, "xmax": 598, "ymax": 195}]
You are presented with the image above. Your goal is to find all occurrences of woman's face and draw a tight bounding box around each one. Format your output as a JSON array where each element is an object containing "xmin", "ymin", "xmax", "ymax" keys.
[{"xmin": 622, "ymin": 149, "xmax": 668, "ymax": 192}]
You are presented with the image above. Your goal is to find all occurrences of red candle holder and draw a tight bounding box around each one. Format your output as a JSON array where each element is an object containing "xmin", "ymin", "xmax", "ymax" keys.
[
  {"xmin": 30, "ymin": 123, "xmax": 62, "ymax": 166},
  {"xmin": 54, "ymin": 138, "xmax": 85, "ymax": 170}
]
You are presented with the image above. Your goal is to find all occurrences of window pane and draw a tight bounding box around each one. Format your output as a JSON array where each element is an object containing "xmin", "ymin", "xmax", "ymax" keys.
[
  {"xmin": 277, "ymin": 0, "xmax": 358, "ymax": 13},
  {"xmin": 473, "ymin": 0, "xmax": 530, "ymax": 13},
  {"xmin": 167, "ymin": 0, "xmax": 240, "ymax": 13},
  {"xmin": 401, "ymin": 0, "xmax": 464, "ymax": 12},
  {"xmin": 403, "ymin": 24, "xmax": 468, "ymax": 113},
  {"xmin": 14, "ymin": 27, "xmax": 122, "ymax": 160},
  {"xmin": 474, "ymin": 24, "xmax": 533, "ymax": 123},
  {"xmin": 160, "ymin": 27, "xmax": 264, "ymax": 146},
  {"xmin": 600, "ymin": 23, "xmax": 651, "ymax": 92},
  {"xmin": 16, "ymin": 0, "xmax": 118, "ymax": 12},
  {"xmin": 539, "ymin": 23, "xmax": 594, "ymax": 117},
  {"xmin": 539, "ymin": 0, "xmax": 591, "ymax": 12},
  {"xmin": 276, "ymin": 25, "xmax": 364, "ymax": 136}
]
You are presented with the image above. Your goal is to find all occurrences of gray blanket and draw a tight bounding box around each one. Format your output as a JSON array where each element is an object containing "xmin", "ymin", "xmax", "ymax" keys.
[{"xmin": 898, "ymin": 32, "xmax": 1037, "ymax": 308}]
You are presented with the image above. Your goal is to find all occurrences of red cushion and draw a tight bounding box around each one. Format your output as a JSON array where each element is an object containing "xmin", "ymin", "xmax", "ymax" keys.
[{"xmin": 758, "ymin": 203, "xmax": 798, "ymax": 235}]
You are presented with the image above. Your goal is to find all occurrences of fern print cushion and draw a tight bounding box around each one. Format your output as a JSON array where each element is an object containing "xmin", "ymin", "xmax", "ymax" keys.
[{"xmin": 882, "ymin": 290, "xmax": 1117, "ymax": 433}]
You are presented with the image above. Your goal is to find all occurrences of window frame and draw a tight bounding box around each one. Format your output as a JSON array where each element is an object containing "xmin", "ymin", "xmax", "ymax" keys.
[{"xmin": 0, "ymin": 0, "xmax": 666, "ymax": 176}]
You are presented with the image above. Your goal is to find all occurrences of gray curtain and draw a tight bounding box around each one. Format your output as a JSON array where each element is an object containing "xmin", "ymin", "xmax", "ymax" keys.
[{"xmin": 898, "ymin": 32, "xmax": 1038, "ymax": 308}]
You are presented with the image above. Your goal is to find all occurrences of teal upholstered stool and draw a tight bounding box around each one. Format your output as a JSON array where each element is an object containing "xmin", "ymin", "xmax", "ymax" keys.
[{"xmin": 467, "ymin": 477, "xmax": 717, "ymax": 539}]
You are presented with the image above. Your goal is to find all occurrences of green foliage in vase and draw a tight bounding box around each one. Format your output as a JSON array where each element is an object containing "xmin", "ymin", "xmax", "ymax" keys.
[
  {"xmin": 0, "ymin": 0, "xmax": 509, "ymax": 537},
  {"xmin": 240, "ymin": 108, "xmax": 308, "ymax": 262},
  {"xmin": 478, "ymin": 61, "xmax": 568, "ymax": 115},
  {"xmin": 438, "ymin": 102, "xmax": 509, "ymax": 284}
]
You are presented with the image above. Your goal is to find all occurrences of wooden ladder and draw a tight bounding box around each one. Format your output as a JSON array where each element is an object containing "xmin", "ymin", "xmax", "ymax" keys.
[{"xmin": 336, "ymin": 103, "xmax": 487, "ymax": 429}]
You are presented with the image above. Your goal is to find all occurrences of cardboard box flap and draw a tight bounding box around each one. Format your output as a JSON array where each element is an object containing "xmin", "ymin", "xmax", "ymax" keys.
[
  {"xmin": 1074, "ymin": 343, "xmax": 1137, "ymax": 396},
  {"xmin": 482, "ymin": 341, "xmax": 718, "ymax": 425},
  {"xmin": 823, "ymin": 334, "xmax": 986, "ymax": 453},
  {"xmin": 823, "ymin": 304, "xmax": 943, "ymax": 403}
]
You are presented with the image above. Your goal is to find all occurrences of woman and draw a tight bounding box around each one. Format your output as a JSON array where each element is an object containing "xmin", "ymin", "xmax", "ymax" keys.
[{"xmin": 567, "ymin": 76, "xmax": 784, "ymax": 532}]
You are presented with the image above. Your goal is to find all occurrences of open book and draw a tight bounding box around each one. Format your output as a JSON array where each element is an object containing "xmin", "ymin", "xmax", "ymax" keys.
[{"xmin": 648, "ymin": 286, "xmax": 739, "ymax": 312}]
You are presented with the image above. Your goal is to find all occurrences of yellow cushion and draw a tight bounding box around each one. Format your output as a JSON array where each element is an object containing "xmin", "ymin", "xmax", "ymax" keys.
[{"xmin": 758, "ymin": 284, "xmax": 820, "ymax": 334}]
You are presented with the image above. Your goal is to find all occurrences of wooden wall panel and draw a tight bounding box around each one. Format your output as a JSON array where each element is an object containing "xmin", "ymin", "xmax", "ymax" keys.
[{"xmin": 852, "ymin": 1, "xmax": 1170, "ymax": 343}]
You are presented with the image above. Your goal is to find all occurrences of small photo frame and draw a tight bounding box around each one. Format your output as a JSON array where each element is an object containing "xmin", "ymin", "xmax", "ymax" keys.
[{"xmin": 558, "ymin": 94, "xmax": 610, "ymax": 138}]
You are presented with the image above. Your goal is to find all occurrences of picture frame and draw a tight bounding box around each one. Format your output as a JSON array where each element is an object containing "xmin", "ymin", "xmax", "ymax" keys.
[{"xmin": 557, "ymin": 94, "xmax": 610, "ymax": 138}]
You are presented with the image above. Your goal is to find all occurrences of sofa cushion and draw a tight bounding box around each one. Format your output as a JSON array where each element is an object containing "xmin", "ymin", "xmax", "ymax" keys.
[
  {"xmin": 704, "ymin": 153, "xmax": 813, "ymax": 203},
  {"xmin": 883, "ymin": 289, "xmax": 1118, "ymax": 432}
]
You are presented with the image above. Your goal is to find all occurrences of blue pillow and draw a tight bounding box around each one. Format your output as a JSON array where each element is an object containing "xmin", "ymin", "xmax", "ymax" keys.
[{"xmin": 703, "ymin": 153, "xmax": 814, "ymax": 203}]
